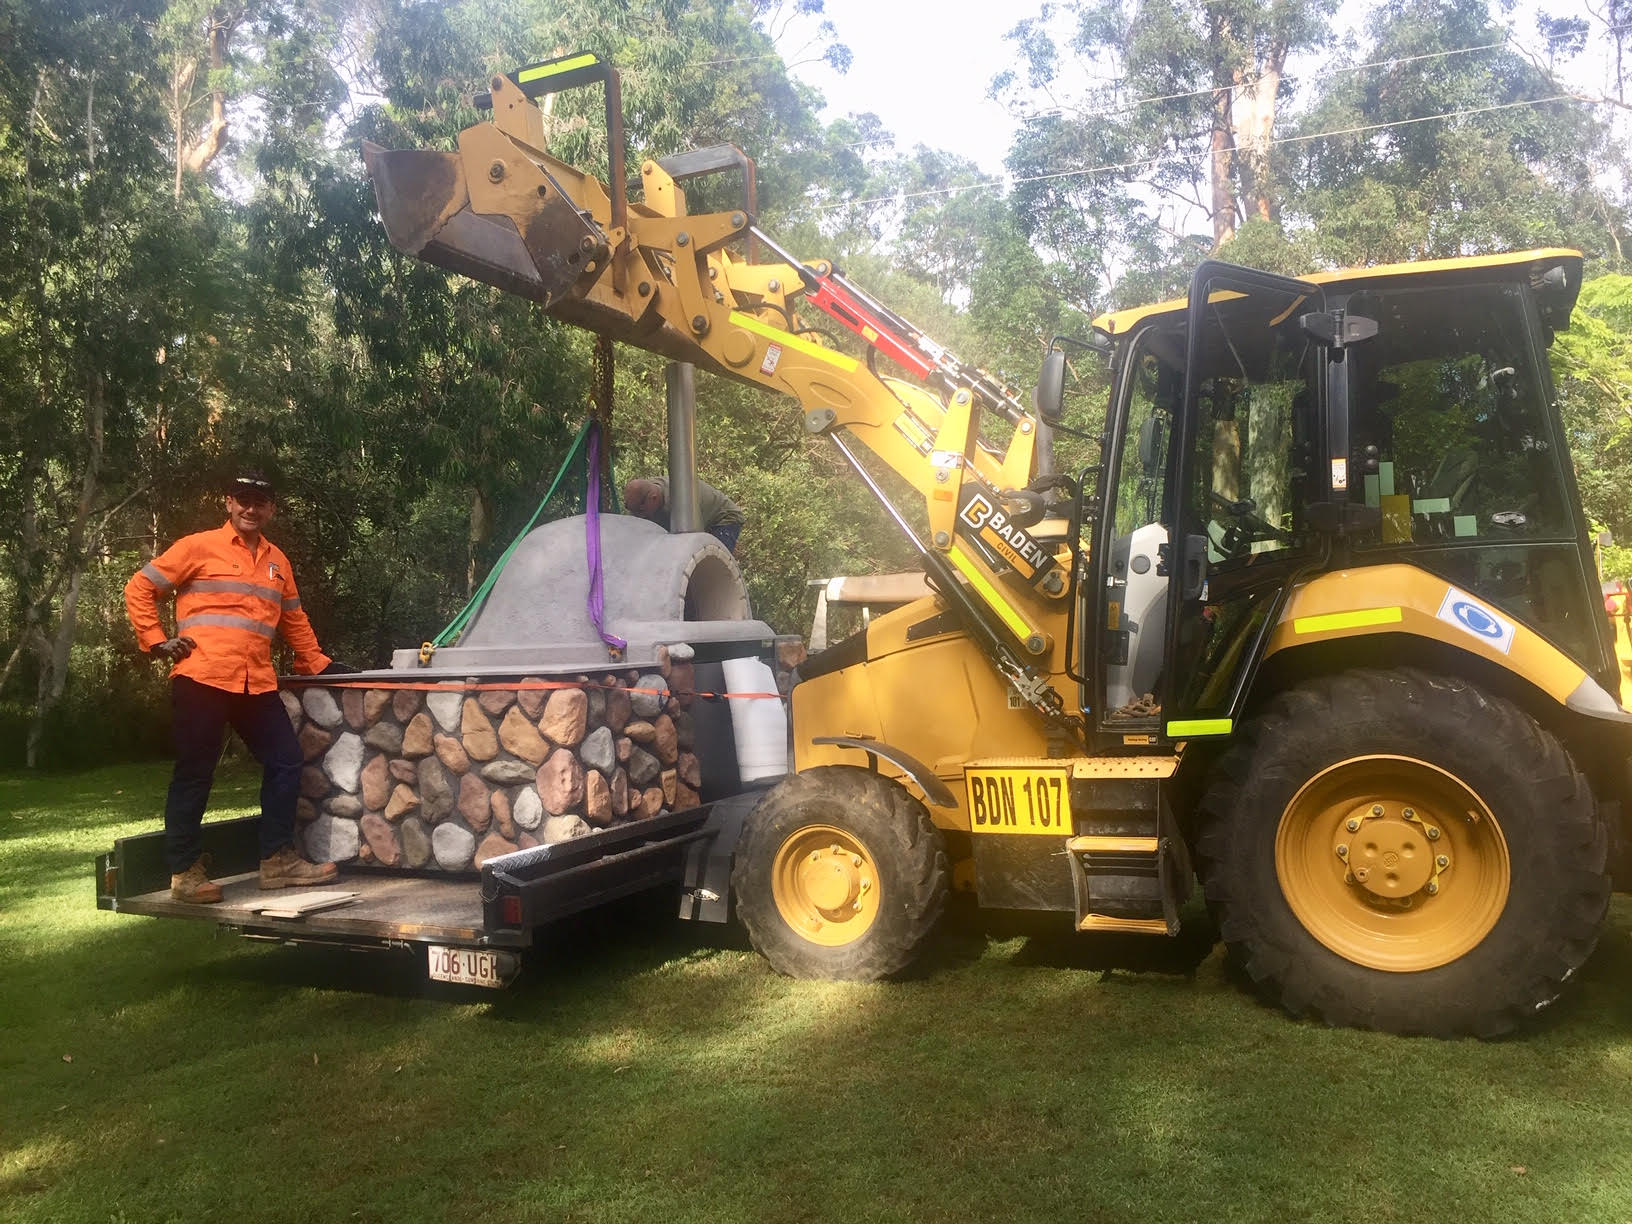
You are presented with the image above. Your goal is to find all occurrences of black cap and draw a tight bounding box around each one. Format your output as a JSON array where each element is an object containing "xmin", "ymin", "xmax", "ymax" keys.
[{"xmin": 225, "ymin": 469, "xmax": 275, "ymax": 502}]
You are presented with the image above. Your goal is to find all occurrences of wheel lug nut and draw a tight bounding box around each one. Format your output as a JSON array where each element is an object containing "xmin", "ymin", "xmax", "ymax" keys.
[
  {"xmin": 851, "ymin": 855, "xmax": 862, "ymax": 867},
  {"xmin": 1346, "ymin": 818, "xmax": 1360, "ymax": 832},
  {"xmin": 1426, "ymin": 881, "xmax": 1439, "ymax": 895},
  {"xmin": 1371, "ymin": 805, "xmax": 1384, "ymax": 816},
  {"xmin": 1425, "ymin": 826, "xmax": 1440, "ymax": 841},
  {"xmin": 1436, "ymin": 855, "xmax": 1449, "ymax": 869},
  {"xmin": 1403, "ymin": 807, "xmax": 1416, "ymax": 819},
  {"xmin": 1336, "ymin": 844, "xmax": 1349, "ymax": 858}
]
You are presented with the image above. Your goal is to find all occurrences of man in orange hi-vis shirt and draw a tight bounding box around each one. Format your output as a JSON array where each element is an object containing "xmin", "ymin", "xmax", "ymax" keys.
[{"xmin": 125, "ymin": 471, "xmax": 356, "ymax": 903}]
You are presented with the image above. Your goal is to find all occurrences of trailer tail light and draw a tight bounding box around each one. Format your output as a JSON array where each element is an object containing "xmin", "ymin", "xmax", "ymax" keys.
[
  {"xmin": 103, "ymin": 864, "xmax": 117, "ymax": 896},
  {"xmin": 500, "ymin": 895, "xmax": 522, "ymax": 926}
]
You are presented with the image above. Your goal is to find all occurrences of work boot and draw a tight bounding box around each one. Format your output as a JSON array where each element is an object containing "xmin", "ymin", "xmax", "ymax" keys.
[
  {"xmin": 171, "ymin": 857, "xmax": 224, "ymax": 904},
  {"xmin": 258, "ymin": 845, "xmax": 339, "ymax": 891}
]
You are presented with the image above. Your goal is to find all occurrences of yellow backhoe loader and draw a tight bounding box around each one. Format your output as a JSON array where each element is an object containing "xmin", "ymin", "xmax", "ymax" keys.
[{"xmin": 358, "ymin": 50, "xmax": 1627, "ymax": 1036}]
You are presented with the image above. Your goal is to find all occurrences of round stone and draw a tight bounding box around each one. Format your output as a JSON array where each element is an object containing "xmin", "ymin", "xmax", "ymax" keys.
[
  {"xmin": 630, "ymin": 674, "xmax": 668, "ymax": 719},
  {"xmin": 431, "ymin": 822, "xmax": 476, "ymax": 870}
]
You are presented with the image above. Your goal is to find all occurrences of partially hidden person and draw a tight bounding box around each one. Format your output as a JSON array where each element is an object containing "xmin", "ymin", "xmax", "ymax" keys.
[
  {"xmin": 124, "ymin": 470, "xmax": 357, "ymax": 903},
  {"xmin": 622, "ymin": 475, "xmax": 745, "ymax": 553}
]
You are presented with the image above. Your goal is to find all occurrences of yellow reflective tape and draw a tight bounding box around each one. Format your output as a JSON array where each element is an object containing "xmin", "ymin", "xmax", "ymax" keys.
[
  {"xmin": 947, "ymin": 546, "xmax": 1035, "ymax": 643},
  {"xmin": 728, "ymin": 311, "xmax": 860, "ymax": 373},
  {"xmin": 1165, "ymin": 718, "xmax": 1233, "ymax": 738},
  {"xmin": 517, "ymin": 53, "xmax": 599, "ymax": 83},
  {"xmin": 1292, "ymin": 606, "xmax": 1403, "ymax": 635},
  {"xmin": 895, "ymin": 412, "xmax": 931, "ymax": 449}
]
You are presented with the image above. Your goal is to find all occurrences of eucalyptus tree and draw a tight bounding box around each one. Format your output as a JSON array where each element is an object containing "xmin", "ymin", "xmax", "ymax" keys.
[
  {"xmin": 0, "ymin": 0, "xmax": 234, "ymax": 763},
  {"xmin": 994, "ymin": 0, "xmax": 1338, "ymax": 308},
  {"xmin": 1288, "ymin": 0, "xmax": 1629, "ymax": 267}
]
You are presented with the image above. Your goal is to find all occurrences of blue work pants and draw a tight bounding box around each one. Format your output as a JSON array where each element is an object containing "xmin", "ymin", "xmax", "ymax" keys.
[{"xmin": 164, "ymin": 675, "xmax": 301, "ymax": 872}]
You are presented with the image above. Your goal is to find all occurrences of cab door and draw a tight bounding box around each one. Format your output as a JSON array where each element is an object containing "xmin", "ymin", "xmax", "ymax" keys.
[{"xmin": 1158, "ymin": 263, "xmax": 1324, "ymax": 742}]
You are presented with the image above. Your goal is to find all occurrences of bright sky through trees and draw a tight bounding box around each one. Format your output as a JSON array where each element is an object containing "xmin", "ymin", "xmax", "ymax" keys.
[{"xmin": 781, "ymin": 0, "xmax": 1625, "ymax": 177}]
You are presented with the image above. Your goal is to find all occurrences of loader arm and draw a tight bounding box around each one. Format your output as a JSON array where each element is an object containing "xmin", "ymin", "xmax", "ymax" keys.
[{"xmin": 363, "ymin": 52, "xmax": 1080, "ymax": 731}]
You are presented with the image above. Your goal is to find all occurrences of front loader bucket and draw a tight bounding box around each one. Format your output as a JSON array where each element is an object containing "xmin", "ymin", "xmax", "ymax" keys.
[{"xmin": 362, "ymin": 140, "xmax": 599, "ymax": 307}]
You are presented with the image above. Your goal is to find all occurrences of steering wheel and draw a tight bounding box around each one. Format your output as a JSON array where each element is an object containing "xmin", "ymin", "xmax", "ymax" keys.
[{"xmin": 1209, "ymin": 491, "xmax": 1293, "ymax": 555}]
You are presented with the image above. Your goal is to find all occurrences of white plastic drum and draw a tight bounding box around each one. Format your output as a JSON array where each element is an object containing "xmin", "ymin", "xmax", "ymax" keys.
[{"xmin": 721, "ymin": 656, "xmax": 789, "ymax": 782}]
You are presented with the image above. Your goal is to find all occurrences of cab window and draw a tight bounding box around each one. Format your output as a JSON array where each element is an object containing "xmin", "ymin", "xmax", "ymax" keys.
[{"xmin": 1346, "ymin": 283, "xmax": 1571, "ymax": 544}]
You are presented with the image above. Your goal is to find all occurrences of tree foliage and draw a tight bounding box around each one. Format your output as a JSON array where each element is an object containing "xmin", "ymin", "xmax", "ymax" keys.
[{"xmin": 1, "ymin": 0, "xmax": 1630, "ymax": 768}]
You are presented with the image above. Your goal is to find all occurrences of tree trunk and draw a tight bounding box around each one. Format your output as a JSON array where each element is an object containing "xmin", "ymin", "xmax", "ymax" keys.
[
  {"xmin": 467, "ymin": 488, "xmax": 492, "ymax": 595},
  {"xmin": 1232, "ymin": 42, "xmax": 1286, "ymax": 224},
  {"xmin": 177, "ymin": 9, "xmax": 234, "ymax": 187},
  {"xmin": 1210, "ymin": 91, "xmax": 1237, "ymax": 248},
  {"xmin": 26, "ymin": 371, "xmax": 106, "ymax": 767},
  {"xmin": 26, "ymin": 81, "xmax": 110, "ymax": 765},
  {"xmin": 1208, "ymin": 12, "xmax": 1237, "ymax": 248}
]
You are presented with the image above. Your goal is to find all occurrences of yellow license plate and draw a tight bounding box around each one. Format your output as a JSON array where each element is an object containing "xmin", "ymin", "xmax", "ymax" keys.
[{"xmin": 965, "ymin": 767, "xmax": 1072, "ymax": 835}]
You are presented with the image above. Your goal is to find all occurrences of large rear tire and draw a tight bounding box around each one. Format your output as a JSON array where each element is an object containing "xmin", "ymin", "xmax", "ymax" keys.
[
  {"xmin": 1196, "ymin": 668, "xmax": 1609, "ymax": 1037},
  {"xmin": 733, "ymin": 766, "xmax": 949, "ymax": 980}
]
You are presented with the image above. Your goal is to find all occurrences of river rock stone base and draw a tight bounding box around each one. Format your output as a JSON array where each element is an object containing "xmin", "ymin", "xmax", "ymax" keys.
[{"xmin": 280, "ymin": 661, "xmax": 700, "ymax": 874}]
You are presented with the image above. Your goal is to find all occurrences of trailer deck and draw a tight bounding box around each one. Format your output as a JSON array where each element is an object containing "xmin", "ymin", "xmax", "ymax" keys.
[
  {"xmin": 105, "ymin": 868, "xmax": 519, "ymax": 948},
  {"xmin": 97, "ymin": 798, "xmax": 752, "ymax": 988}
]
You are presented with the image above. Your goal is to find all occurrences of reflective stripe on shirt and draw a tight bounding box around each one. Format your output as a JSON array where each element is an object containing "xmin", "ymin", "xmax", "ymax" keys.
[
  {"xmin": 178, "ymin": 613, "xmax": 278, "ymax": 638},
  {"xmin": 140, "ymin": 563, "xmax": 175, "ymax": 594},
  {"xmin": 180, "ymin": 578, "xmax": 284, "ymax": 604}
]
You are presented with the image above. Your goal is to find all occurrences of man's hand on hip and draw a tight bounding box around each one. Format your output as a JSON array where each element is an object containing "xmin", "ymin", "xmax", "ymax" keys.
[{"xmin": 150, "ymin": 636, "xmax": 197, "ymax": 662}]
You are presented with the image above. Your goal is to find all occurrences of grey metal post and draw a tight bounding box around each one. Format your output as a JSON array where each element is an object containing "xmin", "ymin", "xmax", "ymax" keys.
[{"xmin": 665, "ymin": 361, "xmax": 701, "ymax": 533}]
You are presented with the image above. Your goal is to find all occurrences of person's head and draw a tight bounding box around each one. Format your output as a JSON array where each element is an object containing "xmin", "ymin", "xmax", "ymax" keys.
[
  {"xmin": 224, "ymin": 470, "xmax": 276, "ymax": 540},
  {"xmin": 622, "ymin": 478, "xmax": 665, "ymax": 518}
]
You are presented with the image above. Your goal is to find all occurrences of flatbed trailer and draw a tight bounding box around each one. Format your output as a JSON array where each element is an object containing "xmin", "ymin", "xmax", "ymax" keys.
[{"xmin": 96, "ymin": 795, "xmax": 756, "ymax": 987}]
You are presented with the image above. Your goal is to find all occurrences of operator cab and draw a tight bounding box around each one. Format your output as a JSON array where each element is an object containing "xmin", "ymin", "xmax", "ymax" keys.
[{"xmin": 1041, "ymin": 250, "xmax": 1601, "ymax": 744}]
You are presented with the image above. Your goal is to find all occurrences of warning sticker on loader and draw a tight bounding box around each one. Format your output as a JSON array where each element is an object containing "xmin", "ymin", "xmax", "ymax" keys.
[
  {"xmin": 965, "ymin": 767, "xmax": 1072, "ymax": 835},
  {"xmin": 1436, "ymin": 587, "xmax": 1515, "ymax": 654}
]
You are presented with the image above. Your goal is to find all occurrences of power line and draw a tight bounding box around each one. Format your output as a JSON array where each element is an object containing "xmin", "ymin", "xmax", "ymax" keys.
[
  {"xmin": 815, "ymin": 93, "xmax": 1582, "ymax": 213},
  {"xmin": 1016, "ymin": 22, "xmax": 1632, "ymax": 125},
  {"xmin": 1018, "ymin": 38, "xmax": 1513, "ymax": 123}
]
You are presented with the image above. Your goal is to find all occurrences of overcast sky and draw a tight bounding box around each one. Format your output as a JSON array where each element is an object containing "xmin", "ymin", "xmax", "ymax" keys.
[{"xmin": 778, "ymin": 0, "xmax": 1026, "ymax": 173}]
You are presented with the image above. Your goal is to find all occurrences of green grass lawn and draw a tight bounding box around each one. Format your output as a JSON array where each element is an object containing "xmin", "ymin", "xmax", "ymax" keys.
[{"xmin": 3, "ymin": 761, "xmax": 1632, "ymax": 1223}]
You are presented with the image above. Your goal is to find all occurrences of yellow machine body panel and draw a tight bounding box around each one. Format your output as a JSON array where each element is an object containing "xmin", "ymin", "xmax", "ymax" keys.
[
  {"xmin": 1092, "ymin": 248, "xmax": 1585, "ymax": 337},
  {"xmin": 1267, "ymin": 563, "xmax": 1588, "ymax": 704},
  {"xmin": 792, "ymin": 623, "xmax": 1054, "ymax": 833}
]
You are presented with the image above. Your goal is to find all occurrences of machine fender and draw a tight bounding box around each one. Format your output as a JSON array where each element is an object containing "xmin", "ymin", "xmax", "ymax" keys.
[
  {"xmin": 1266, "ymin": 564, "xmax": 1606, "ymax": 711},
  {"xmin": 678, "ymin": 789, "xmax": 764, "ymax": 923},
  {"xmin": 809, "ymin": 736, "xmax": 958, "ymax": 808}
]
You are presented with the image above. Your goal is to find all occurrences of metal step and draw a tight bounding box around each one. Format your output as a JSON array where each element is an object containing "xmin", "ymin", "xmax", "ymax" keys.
[{"xmin": 1067, "ymin": 781, "xmax": 1189, "ymax": 935}]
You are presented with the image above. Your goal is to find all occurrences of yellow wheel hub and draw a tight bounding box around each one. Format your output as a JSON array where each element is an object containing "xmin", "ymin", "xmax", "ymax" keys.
[
  {"xmin": 771, "ymin": 824, "xmax": 881, "ymax": 947},
  {"xmin": 1275, "ymin": 755, "xmax": 1510, "ymax": 972}
]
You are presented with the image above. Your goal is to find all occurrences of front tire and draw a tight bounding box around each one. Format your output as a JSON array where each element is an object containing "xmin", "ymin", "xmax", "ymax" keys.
[
  {"xmin": 733, "ymin": 766, "xmax": 949, "ymax": 980},
  {"xmin": 1196, "ymin": 668, "xmax": 1609, "ymax": 1037}
]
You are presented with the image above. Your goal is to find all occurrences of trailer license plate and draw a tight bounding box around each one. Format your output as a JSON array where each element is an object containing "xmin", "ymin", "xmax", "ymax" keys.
[
  {"xmin": 965, "ymin": 767, "xmax": 1072, "ymax": 835},
  {"xmin": 427, "ymin": 945, "xmax": 502, "ymax": 987}
]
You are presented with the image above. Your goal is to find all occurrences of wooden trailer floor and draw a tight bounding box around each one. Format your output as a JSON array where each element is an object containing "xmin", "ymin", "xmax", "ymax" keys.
[{"xmin": 110, "ymin": 871, "xmax": 528, "ymax": 947}]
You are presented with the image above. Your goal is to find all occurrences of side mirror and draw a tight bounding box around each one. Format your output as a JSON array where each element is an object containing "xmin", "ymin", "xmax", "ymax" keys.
[
  {"xmin": 1300, "ymin": 310, "xmax": 1378, "ymax": 350},
  {"xmin": 1137, "ymin": 415, "xmax": 1164, "ymax": 475},
  {"xmin": 1034, "ymin": 350, "xmax": 1067, "ymax": 426}
]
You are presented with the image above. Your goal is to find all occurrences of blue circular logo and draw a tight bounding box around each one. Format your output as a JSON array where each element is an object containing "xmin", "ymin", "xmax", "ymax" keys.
[{"xmin": 1452, "ymin": 601, "xmax": 1502, "ymax": 639}]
